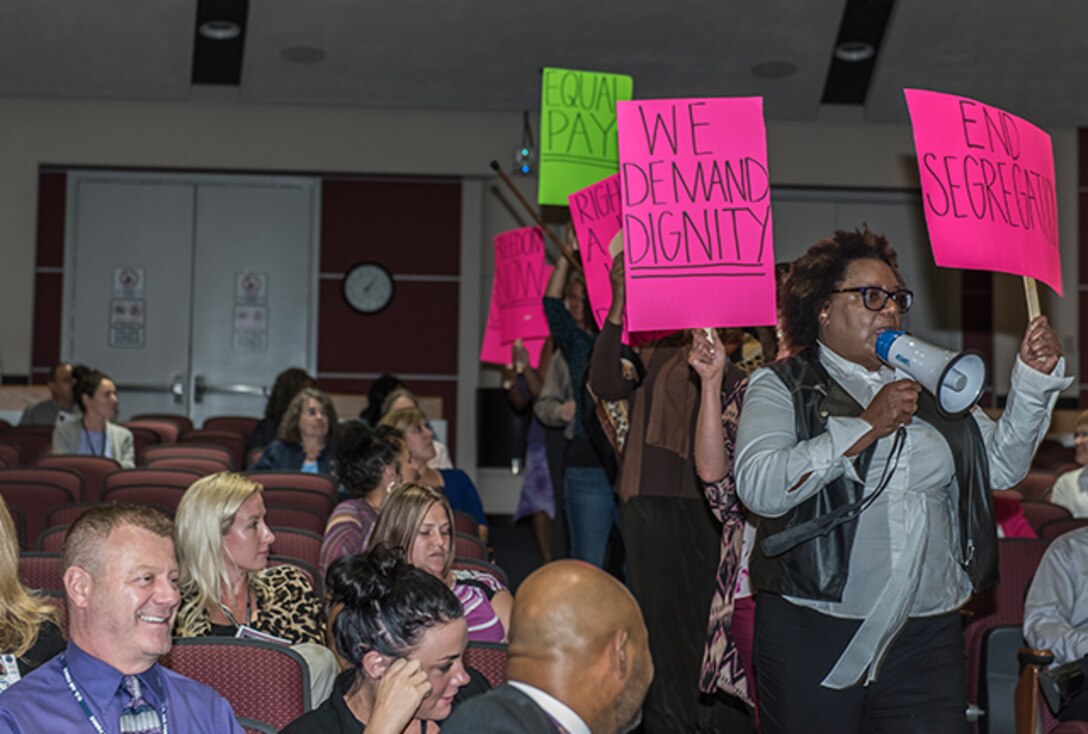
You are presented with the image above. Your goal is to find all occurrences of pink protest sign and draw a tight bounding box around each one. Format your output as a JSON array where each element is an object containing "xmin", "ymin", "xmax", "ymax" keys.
[
  {"xmin": 569, "ymin": 174, "xmax": 624, "ymax": 334},
  {"xmin": 905, "ymin": 89, "xmax": 1061, "ymax": 294},
  {"xmin": 616, "ymin": 97, "xmax": 777, "ymax": 332},
  {"xmin": 494, "ymin": 227, "xmax": 551, "ymax": 343},
  {"xmin": 480, "ymin": 283, "xmax": 507, "ymax": 365}
]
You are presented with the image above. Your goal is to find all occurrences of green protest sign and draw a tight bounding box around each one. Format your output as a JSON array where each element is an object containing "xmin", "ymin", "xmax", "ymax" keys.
[{"xmin": 538, "ymin": 67, "xmax": 633, "ymax": 206}]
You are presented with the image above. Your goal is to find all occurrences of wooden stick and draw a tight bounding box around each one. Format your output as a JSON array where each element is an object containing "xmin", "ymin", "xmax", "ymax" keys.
[
  {"xmin": 1023, "ymin": 276, "xmax": 1041, "ymax": 320},
  {"xmin": 488, "ymin": 160, "xmax": 582, "ymax": 273}
]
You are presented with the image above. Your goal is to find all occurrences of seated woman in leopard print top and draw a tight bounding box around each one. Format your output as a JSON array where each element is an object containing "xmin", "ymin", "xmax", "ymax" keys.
[{"xmin": 173, "ymin": 472, "xmax": 325, "ymax": 645}]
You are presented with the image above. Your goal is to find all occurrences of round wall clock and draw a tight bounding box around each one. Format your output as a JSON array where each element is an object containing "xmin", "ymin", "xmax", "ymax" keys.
[{"xmin": 343, "ymin": 262, "xmax": 395, "ymax": 315}]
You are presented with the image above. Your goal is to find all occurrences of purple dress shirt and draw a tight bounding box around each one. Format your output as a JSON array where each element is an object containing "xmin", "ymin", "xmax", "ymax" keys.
[{"xmin": 0, "ymin": 641, "xmax": 243, "ymax": 733}]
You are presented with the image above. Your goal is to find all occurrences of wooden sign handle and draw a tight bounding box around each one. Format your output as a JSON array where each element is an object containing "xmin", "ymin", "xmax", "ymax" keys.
[
  {"xmin": 488, "ymin": 161, "xmax": 582, "ymax": 274},
  {"xmin": 1023, "ymin": 277, "xmax": 1041, "ymax": 320}
]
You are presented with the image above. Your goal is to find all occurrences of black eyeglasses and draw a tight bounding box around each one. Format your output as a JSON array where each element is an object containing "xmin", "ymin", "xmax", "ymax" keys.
[{"xmin": 831, "ymin": 286, "xmax": 913, "ymax": 313}]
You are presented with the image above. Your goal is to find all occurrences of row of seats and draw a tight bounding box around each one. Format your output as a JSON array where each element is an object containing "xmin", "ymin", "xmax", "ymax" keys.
[{"xmin": 0, "ymin": 416, "xmax": 262, "ymax": 469}]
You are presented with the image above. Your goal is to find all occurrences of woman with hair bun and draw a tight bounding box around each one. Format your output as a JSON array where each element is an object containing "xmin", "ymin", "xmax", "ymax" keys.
[
  {"xmin": 281, "ymin": 547, "xmax": 485, "ymax": 733},
  {"xmin": 51, "ymin": 368, "xmax": 135, "ymax": 468}
]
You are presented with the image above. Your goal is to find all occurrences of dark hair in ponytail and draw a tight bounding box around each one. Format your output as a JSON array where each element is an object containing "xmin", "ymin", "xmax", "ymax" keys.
[{"xmin": 326, "ymin": 546, "xmax": 462, "ymax": 668}]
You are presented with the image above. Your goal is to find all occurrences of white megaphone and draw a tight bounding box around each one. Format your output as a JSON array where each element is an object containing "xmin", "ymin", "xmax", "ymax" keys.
[{"xmin": 875, "ymin": 330, "xmax": 986, "ymax": 417}]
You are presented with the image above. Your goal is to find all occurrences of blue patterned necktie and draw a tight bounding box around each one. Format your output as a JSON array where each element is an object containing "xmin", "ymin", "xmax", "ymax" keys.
[{"xmin": 119, "ymin": 675, "xmax": 161, "ymax": 734}]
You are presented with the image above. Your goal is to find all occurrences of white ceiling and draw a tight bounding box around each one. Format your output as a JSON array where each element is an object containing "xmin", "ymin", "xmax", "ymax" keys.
[{"xmin": 2, "ymin": 1, "xmax": 1087, "ymax": 129}]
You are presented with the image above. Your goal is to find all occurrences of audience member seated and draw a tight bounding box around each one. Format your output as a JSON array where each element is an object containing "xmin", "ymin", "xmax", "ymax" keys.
[
  {"xmin": 1025, "ymin": 524, "xmax": 1088, "ymax": 720},
  {"xmin": 320, "ymin": 424, "xmax": 417, "ymax": 580},
  {"xmin": 0, "ymin": 496, "xmax": 65, "ymax": 690},
  {"xmin": 51, "ymin": 368, "xmax": 135, "ymax": 468},
  {"xmin": 443, "ymin": 560, "xmax": 654, "ymax": 734},
  {"xmin": 0, "ymin": 504, "xmax": 244, "ymax": 731},
  {"xmin": 174, "ymin": 472, "xmax": 336, "ymax": 703},
  {"xmin": 281, "ymin": 548, "xmax": 487, "ymax": 733},
  {"xmin": 252, "ymin": 387, "xmax": 337, "ymax": 475},
  {"xmin": 246, "ymin": 367, "xmax": 315, "ymax": 458},
  {"xmin": 1051, "ymin": 410, "xmax": 1088, "ymax": 518},
  {"xmin": 368, "ymin": 484, "xmax": 512, "ymax": 643},
  {"xmin": 380, "ymin": 388, "xmax": 453, "ymax": 469},
  {"xmin": 381, "ymin": 408, "xmax": 487, "ymax": 537},
  {"xmin": 358, "ymin": 373, "xmax": 402, "ymax": 428},
  {"xmin": 18, "ymin": 361, "xmax": 77, "ymax": 428}
]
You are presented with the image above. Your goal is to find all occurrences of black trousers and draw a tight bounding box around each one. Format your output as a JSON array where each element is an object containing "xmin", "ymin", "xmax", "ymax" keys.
[
  {"xmin": 622, "ymin": 496, "xmax": 753, "ymax": 734},
  {"xmin": 755, "ymin": 593, "xmax": 968, "ymax": 734}
]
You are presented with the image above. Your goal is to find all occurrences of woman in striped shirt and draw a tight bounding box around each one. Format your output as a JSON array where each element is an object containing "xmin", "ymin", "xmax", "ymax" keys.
[{"xmin": 368, "ymin": 484, "xmax": 512, "ymax": 643}]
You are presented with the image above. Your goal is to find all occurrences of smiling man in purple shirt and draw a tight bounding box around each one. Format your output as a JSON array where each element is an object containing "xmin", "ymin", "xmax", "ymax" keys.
[{"xmin": 0, "ymin": 504, "xmax": 243, "ymax": 733}]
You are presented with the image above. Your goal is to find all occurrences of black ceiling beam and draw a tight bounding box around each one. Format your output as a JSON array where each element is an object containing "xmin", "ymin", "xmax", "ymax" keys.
[
  {"xmin": 822, "ymin": 0, "xmax": 897, "ymax": 106},
  {"xmin": 191, "ymin": 0, "xmax": 248, "ymax": 86}
]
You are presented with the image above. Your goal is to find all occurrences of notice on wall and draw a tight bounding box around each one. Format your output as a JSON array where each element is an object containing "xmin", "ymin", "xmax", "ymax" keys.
[
  {"xmin": 109, "ymin": 299, "xmax": 145, "ymax": 348},
  {"xmin": 112, "ymin": 266, "xmax": 145, "ymax": 299},
  {"xmin": 538, "ymin": 67, "xmax": 634, "ymax": 206},
  {"xmin": 904, "ymin": 89, "xmax": 1061, "ymax": 294},
  {"xmin": 232, "ymin": 305, "xmax": 268, "ymax": 353},
  {"xmin": 235, "ymin": 271, "xmax": 269, "ymax": 305},
  {"xmin": 616, "ymin": 96, "xmax": 777, "ymax": 332}
]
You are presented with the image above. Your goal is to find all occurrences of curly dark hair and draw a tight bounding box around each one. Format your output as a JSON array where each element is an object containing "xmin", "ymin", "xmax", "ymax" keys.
[
  {"xmin": 781, "ymin": 227, "xmax": 902, "ymax": 351},
  {"xmin": 264, "ymin": 368, "xmax": 314, "ymax": 424},
  {"xmin": 326, "ymin": 547, "xmax": 462, "ymax": 668},
  {"xmin": 335, "ymin": 423, "xmax": 404, "ymax": 498}
]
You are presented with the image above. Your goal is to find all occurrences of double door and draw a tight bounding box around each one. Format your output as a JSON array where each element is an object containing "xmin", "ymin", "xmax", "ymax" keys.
[{"xmin": 63, "ymin": 172, "xmax": 319, "ymax": 425}]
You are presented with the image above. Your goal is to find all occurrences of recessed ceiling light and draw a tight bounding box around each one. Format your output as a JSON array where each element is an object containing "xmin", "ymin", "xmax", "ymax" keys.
[
  {"xmin": 834, "ymin": 41, "xmax": 875, "ymax": 63},
  {"xmin": 280, "ymin": 46, "xmax": 327, "ymax": 64},
  {"xmin": 199, "ymin": 20, "xmax": 241, "ymax": 41},
  {"xmin": 751, "ymin": 61, "xmax": 798, "ymax": 80}
]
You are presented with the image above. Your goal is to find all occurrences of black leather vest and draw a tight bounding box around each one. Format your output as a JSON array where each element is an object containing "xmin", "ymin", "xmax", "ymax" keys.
[{"xmin": 749, "ymin": 347, "xmax": 999, "ymax": 601}]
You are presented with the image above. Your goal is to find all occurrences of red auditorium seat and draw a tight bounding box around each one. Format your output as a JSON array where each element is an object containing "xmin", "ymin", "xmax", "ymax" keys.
[
  {"xmin": 161, "ymin": 637, "xmax": 310, "ymax": 731},
  {"xmin": 263, "ymin": 506, "xmax": 327, "ymax": 535},
  {"xmin": 454, "ymin": 531, "xmax": 488, "ymax": 560},
  {"xmin": 245, "ymin": 471, "xmax": 337, "ymax": 498},
  {"xmin": 203, "ymin": 416, "xmax": 259, "ymax": 438},
  {"xmin": 0, "ymin": 427, "xmax": 53, "ymax": 465},
  {"xmin": 18, "ymin": 552, "xmax": 64, "ymax": 593},
  {"xmin": 464, "ymin": 642, "xmax": 508, "ymax": 689},
  {"xmin": 131, "ymin": 413, "xmax": 194, "ymax": 434},
  {"xmin": 179, "ymin": 430, "xmax": 246, "ymax": 470},
  {"xmin": 1021, "ymin": 502, "xmax": 1073, "ymax": 534},
  {"xmin": 452, "ymin": 557, "xmax": 510, "ymax": 588},
  {"xmin": 35, "ymin": 455, "xmax": 120, "ymax": 502},
  {"xmin": 268, "ymin": 528, "xmax": 322, "ymax": 572},
  {"xmin": 260, "ymin": 487, "xmax": 334, "ymax": 517}
]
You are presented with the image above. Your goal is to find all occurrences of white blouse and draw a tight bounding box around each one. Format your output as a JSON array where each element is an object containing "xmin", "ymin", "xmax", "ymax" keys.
[{"xmin": 736, "ymin": 342, "xmax": 1069, "ymax": 688}]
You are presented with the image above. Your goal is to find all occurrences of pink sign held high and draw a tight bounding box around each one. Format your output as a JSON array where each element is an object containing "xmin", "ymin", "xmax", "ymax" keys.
[
  {"xmin": 481, "ymin": 233, "xmax": 553, "ymax": 369},
  {"xmin": 905, "ymin": 89, "xmax": 1061, "ymax": 294},
  {"xmin": 616, "ymin": 97, "xmax": 777, "ymax": 332},
  {"xmin": 569, "ymin": 174, "xmax": 625, "ymax": 335}
]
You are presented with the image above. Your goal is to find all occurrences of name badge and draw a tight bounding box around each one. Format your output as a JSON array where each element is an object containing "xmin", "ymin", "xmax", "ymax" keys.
[
  {"xmin": 0, "ymin": 654, "xmax": 22, "ymax": 692},
  {"xmin": 235, "ymin": 625, "xmax": 291, "ymax": 646}
]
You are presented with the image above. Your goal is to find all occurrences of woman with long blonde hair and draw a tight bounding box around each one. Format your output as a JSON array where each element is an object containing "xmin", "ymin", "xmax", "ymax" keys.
[
  {"xmin": 0, "ymin": 496, "xmax": 64, "ymax": 688},
  {"xmin": 174, "ymin": 472, "xmax": 337, "ymax": 703}
]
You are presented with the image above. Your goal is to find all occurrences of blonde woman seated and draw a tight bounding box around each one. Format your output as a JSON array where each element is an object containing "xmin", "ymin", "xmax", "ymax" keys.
[
  {"xmin": 381, "ymin": 389, "xmax": 453, "ymax": 470},
  {"xmin": 1051, "ymin": 410, "xmax": 1088, "ymax": 518},
  {"xmin": 367, "ymin": 485, "xmax": 511, "ymax": 643},
  {"xmin": 174, "ymin": 472, "xmax": 337, "ymax": 701},
  {"xmin": 282, "ymin": 548, "xmax": 487, "ymax": 733},
  {"xmin": 380, "ymin": 409, "xmax": 487, "ymax": 540},
  {"xmin": 0, "ymin": 496, "xmax": 64, "ymax": 690}
]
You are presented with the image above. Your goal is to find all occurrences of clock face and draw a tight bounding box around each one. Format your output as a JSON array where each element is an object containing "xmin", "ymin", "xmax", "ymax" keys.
[{"xmin": 343, "ymin": 263, "xmax": 395, "ymax": 314}]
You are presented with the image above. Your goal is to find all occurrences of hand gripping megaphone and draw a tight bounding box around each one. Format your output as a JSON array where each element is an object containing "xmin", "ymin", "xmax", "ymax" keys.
[{"xmin": 875, "ymin": 330, "xmax": 986, "ymax": 417}]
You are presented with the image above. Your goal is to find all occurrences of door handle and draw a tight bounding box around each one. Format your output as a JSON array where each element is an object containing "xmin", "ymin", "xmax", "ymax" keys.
[
  {"xmin": 116, "ymin": 376, "xmax": 187, "ymax": 405},
  {"xmin": 192, "ymin": 376, "xmax": 267, "ymax": 404}
]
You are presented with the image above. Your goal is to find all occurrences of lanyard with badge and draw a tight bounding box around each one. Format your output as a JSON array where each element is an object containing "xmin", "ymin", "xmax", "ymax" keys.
[
  {"xmin": 61, "ymin": 654, "xmax": 169, "ymax": 733},
  {"xmin": 220, "ymin": 589, "xmax": 290, "ymax": 645},
  {"xmin": 0, "ymin": 654, "xmax": 20, "ymax": 693}
]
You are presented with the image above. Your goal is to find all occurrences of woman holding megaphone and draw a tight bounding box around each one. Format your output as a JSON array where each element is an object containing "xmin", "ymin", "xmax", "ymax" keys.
[{"xmin": 734, "ymin": 227, "xmax": 1069, "ymax": 734}]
